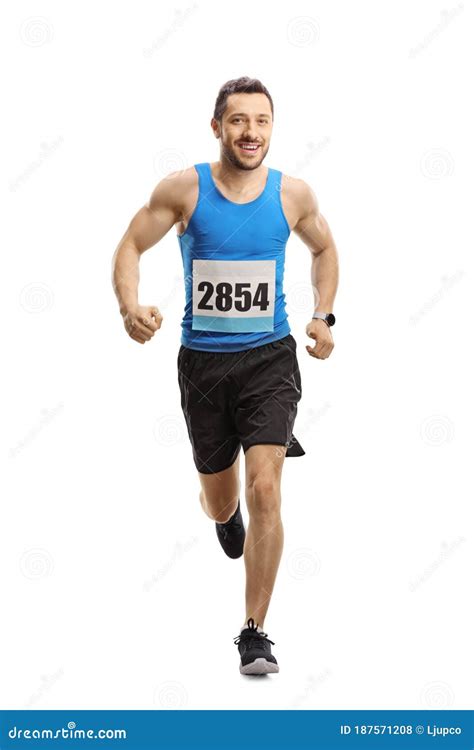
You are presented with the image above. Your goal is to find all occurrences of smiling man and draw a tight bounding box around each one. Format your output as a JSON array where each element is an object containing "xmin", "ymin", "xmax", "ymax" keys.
[{"xmin": 112, "ymin": 76, "xmax": 339, "ymax": 676}]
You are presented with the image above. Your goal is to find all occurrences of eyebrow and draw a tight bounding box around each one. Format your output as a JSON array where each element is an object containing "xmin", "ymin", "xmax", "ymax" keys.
[{"xmin": 228, "ymin": 112, "xmax": 271, "ymax": 118}]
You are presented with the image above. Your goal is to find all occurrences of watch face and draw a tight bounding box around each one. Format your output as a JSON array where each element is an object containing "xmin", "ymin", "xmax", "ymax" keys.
[{"xmin": 327, "ymin": 313, "xmax": 336, "ymax": 326}]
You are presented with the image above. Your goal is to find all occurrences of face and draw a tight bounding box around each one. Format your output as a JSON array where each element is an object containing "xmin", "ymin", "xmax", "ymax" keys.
[{"xmin": 212, "ymin": 93, "xmax": 272, "ymax": 171}]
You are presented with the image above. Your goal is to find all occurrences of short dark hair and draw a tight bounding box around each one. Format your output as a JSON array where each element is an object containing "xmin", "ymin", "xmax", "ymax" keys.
[{"xmin": 213, "ymin": 76, "xmax": 274, "ymax": 122}]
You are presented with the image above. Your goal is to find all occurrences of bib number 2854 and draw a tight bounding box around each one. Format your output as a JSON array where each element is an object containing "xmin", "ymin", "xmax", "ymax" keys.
[{"xmin": 192, "ymin": 259, "xmax": 276, "ymax": 333}]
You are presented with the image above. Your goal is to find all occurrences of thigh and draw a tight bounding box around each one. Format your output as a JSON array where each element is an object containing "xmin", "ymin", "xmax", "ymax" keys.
[
  {"xmin": 177, "ymin": 347, "xmax": 241, "ymax": 474},
  {"xmin": 235, "ymin": 335, "xmax": 302, "ymax": 455}
]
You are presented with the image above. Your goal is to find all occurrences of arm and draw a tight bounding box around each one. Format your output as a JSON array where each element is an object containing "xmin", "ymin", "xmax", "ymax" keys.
[
  {"xmin": 111, "ymin": 175, "xmax": 181, "ymax": 343},
  {"xmin": 293, "ymin": 181, "xmax": 339, "ymax": 359}
]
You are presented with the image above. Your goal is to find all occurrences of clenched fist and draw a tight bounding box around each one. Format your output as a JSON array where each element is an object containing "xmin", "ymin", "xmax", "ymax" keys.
[
  {"xmin": 122, "ymin": 305, "xmax": 162, "ymax": 344},
  {"xmin": 305, "ymin": 318, "xmax": 334, "ymax": 360}
]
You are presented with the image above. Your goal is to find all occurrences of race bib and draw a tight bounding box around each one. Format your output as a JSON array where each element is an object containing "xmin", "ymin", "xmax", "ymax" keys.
[{"xmin": 192, "ymin": 259, "xmax": 276, "ymax": 333}]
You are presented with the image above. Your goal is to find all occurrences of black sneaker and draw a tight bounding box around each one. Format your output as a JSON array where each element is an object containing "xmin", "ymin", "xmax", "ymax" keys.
[
  {"xmin": 215, "ymin": 499, "xmax": 245, "ymax": 559},
  {"xmin": 233, "ymin": 617, "xmax": 279, "ymax": 675}
]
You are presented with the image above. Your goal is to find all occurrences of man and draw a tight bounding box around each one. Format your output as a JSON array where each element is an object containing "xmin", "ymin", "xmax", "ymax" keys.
[{"xmin": 112, "ymin": 76, "xmax": 339, "ymax": 676}]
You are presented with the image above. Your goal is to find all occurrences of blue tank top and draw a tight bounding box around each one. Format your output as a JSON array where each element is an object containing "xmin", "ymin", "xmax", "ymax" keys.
[{"xmin": 177, "ymin": 162, "xmax": 291, "ymax": 352}]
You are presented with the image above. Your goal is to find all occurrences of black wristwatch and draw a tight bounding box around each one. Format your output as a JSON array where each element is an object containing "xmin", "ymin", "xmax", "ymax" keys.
[{"xmin": 312, "ymin": 312, "xmax": 336, "ymax": 327}]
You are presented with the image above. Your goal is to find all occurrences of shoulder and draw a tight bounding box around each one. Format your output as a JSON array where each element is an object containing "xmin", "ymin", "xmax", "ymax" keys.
[
  {"xmin": 148, "ymin": 165, "xmax": 198, "ymax": 213},
  {"xmin": 278, "ymin": 173, "xmax": 320, "ymax": 231},
  {"xmin": 280, "ymin": 174, "xmax": 319, "ymax": 215}
]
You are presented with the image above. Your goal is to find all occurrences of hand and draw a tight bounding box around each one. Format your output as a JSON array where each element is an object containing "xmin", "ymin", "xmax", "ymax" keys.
[
  {"xmin": 122, "ymin": 305, "xmax": 162, "ymax": 344},
  {"xmin": 305, "ymin": 318, "xmax": 334, "ymax": 360}
]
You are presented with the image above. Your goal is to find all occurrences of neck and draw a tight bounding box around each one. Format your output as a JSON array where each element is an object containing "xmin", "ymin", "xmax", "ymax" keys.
[{"xmin": 213, "ymin": 158, "xmax": 267, "ymax": 196}]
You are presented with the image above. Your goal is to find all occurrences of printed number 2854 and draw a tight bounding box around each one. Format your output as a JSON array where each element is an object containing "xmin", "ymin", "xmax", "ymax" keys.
[{"xmin": 197, "ymin": 281, "xmax": 270, "ymax": 312}]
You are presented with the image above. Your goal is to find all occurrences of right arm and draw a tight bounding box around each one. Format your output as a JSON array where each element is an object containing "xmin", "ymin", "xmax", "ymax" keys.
[{"xmin": 111, "ymin": 174, "xmax": 182, "ymax": 343}]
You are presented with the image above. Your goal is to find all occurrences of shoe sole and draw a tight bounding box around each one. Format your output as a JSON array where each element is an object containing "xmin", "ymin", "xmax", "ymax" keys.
[{"xmin": 240, "ymin": 657, "xmax": 280, "ymax": 675}]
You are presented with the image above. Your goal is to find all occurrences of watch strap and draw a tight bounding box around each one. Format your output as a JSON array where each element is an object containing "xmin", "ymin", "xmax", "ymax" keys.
[{"xmin": 312, "ymin": 311, "xmax": 335, "ymax": 327}]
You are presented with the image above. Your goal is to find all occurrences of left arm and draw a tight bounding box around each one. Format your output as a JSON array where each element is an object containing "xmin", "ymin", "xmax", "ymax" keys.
[{"xmin": 293, "ymin": 181, "xmax": 339, "ymax": 359}]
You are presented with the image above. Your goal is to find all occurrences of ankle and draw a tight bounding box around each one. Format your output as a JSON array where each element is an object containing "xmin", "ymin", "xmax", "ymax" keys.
[
  {"xmin": 241, "ymin": 619, "xmax": 265, "ymax": 633},
  {"xmin": 216, "ymin": 498, "xmax": 240, "ymax": 525}
]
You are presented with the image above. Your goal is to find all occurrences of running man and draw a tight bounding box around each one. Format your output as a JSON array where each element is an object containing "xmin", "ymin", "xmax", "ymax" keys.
[{"xmin": 112, "ymin": 76, "xmax": 339, "ymax": 675}]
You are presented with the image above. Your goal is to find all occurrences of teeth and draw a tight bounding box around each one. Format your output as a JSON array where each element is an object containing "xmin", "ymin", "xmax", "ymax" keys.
[{"xmin": 239, "ymin": 144, "xmax": 259, "ymax": 150}]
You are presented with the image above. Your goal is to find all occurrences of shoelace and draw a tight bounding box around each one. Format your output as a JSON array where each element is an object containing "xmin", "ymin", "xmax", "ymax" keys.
[{"xmin": 233, "ymin": 617, "xmax": 275, "ymax": 648}]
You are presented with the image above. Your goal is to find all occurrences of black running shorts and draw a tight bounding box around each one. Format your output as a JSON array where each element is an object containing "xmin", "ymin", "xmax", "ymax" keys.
[{"xmin": 177, "ymin": 333, "xmax": 305, "ymax": 474}]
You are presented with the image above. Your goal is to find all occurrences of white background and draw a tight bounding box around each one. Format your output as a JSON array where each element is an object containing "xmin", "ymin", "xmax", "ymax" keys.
[{"xmin": 1, "ymin": 0, "xmax": 472, "ymax": 711}]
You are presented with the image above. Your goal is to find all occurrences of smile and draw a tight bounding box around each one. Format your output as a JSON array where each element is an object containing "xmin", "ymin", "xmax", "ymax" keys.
[{"xmin": 237, "ymin": 143, "xmax": 261, "ymax": 153}]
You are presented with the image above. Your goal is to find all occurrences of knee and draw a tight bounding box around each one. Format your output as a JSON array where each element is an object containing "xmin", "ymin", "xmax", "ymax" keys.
[{"xmin": 247, "ymin": 476, "xmax": 281, "ymax": 521}]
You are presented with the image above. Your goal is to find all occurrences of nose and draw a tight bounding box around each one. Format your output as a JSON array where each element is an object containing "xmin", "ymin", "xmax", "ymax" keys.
[{"xmin": 241, "ymin": 126, "xmax": 259, "ymax": 142}]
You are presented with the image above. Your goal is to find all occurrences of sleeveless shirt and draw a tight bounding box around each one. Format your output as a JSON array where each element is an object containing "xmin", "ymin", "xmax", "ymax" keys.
[{"xmin": 177, "ymin": 162, "xmax": 291, "ymax": 352}]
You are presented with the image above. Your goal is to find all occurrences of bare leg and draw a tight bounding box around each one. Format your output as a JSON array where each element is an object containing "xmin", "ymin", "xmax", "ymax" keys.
[
  {"xmin": 197, "ymin": 452, "xmax": 241, "ymax": 523},
  {"xmin": 242, "ymin": 444, "xmax": 286, "ymax": 628}
]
